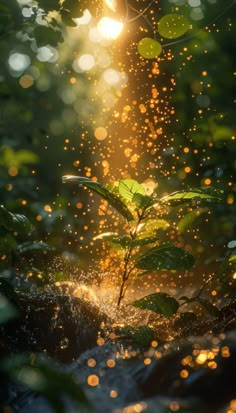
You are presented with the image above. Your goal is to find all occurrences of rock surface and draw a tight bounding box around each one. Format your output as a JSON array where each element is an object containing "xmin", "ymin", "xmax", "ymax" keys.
[
  {"xmin": 6, "ymin": 331, "xmax": 236, "ymax": 413},
  {"xmin": 4, "ymin": 292, "xmax": 110, "ymax": 362}
]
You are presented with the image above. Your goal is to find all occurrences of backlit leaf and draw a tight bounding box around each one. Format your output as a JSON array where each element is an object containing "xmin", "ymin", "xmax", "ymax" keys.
[
  {"xmin": 158, "ymin": 14, "xmax": 190, "ymax": 39},
  {"xmin": 160, "ymin": 188, "xmax": 223, "ymax": 206},
  {"xmin": 177, "ymin": 210, "xmax": 203, "ymax": 233},
  {"xmin": 137, "ymin": 37, "xmax": 162, "ymax": 59},
  {"xmin": 118, "ymin": 179, "xmax": 145, "ymax": 202},
  {"xmin": 132, "ymin": 193, "xmax": 153, "ymax": 209},
  {"xmin": 62, "ymin": 175, "xmax": 134, "ymax": 221},
  {"xmin": 136, "ymin": 218, "xmax": 169, "ymax": 239},
  {"xmin": 132, "ymin": 292, "xmax": 179, "ymax": 317},
  {"xmin": 135, "ymin": 243, "xmax": 195, "ymax": 271}
]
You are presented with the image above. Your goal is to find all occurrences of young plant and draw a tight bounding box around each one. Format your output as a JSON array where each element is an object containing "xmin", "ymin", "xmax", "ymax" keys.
[{"xmin": 63, "ymin": 176, "xmax": 222, "ymax": 316}]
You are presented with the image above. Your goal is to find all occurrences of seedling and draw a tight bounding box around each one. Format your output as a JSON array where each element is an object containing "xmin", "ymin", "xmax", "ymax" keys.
[{"xmin": 63, "ymin": 176, "xmax": 222, "ymax": 316}]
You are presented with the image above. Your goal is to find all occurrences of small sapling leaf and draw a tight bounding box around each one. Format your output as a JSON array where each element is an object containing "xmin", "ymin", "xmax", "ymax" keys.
[
  {"xmin": 135, "ymin": 243, "xmax": 195, "ymax": 271},
  {"xmin": 132, "ymin": 292, "xmax": 179, "ymax": 317},
  {"xmin": 62, "ymin": 175, "xmax": 134, "ymax": 221},
  {"xmin": 118, "ymin": 179, "xmax": 145, "ymax": 202}
]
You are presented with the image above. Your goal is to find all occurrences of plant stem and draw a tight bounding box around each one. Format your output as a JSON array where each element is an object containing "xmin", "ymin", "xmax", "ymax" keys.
[
  {"xmin": 117, "ymin": 247, "xmax": 133, "ymax": 308},
  {"xmin": 117, "ymin": 209, "xmax": 147, "ymax": 309}
]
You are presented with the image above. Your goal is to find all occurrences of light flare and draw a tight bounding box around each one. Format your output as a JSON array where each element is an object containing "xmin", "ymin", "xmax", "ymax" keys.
[
  {"xmin": 104, "ymin": 0, "xmax": 117, "ymax": 12},
  {"xmin": 98, "ymin": 17, "xmax": 124, "ymax": 40}
]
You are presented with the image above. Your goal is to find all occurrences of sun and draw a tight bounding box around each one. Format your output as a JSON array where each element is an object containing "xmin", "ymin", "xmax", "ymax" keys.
[{"xmin": 98, "ymin": 17, "xmax": 124, "ymax": 40}]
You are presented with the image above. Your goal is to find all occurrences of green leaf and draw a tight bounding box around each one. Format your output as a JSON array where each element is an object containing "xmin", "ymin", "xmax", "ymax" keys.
[
  {"xmin": 17, "ymin": 241, "xmax": 53, "ymax": 255},
  {"xmin": 229, "ymin": 254, "xmax": 236, "ymax": 263},
  {"xmin": 118, "ymin": 179, "xmax": 145, "ymax": 202},
  {"xmin": 52, "ymin": 272, "xmax": 70, "ymax": 282},
  {"xmin": 0, "ymin": 205, "xmax": 34, "ymax": 234},
  {"xmin": 135, "ymin": 243, "xmax": 195, "ymax": 271},
  {"xmin": 94, "ymin": 232, "xmax": 130, "ymax": 248},
  {"xmin": 36, "ymin": 0, "xmax": 61, "ymax": 12},
  {"xmin": 137, "ymin": 37, "xmax": 162, "ymax": 59},
  {"xmin": 132, "ymin": 193, "xmax": 153, "ymax": 209},
  {"xmin": 0, "ymin": 278, "xmax": 19, "ymax": 324},
  {"xmin": 2, "ymin": 354, "xmax": 89, "ymax": 413},
  {"xmin": 160, "ymin": 188, "xmax": 223, "ymax": 206},
  {"xmin": 130, "ymin": 236, "xmax": 160, "ymax": 247},
  {"xmin": 60, "ymin": 9, "xmax": 78, "ymax": 26},
  {"xmin": 34, "ymin": 25, "xmax": 63, "ymax": 47},
  {"xmin": 61, "ymin": 0, "xmax": 81, "ymax": 17},
  {"xmin": 0, "ymin": 233, "xmax": 17, "ymax": 253},
  {"xmin": 120, "ymin": 325, "xmax": 155, "ymax": 346},
  {"xmin": 136, "ymin": 218, "xmax": 169, "ymax": 239},
  {"xmin": 0, "ymin": 295, "xmax": 18, "ymax": 324},
  {"xmin": 132, "ymin": 292, "xmax": 179, "ymax": 317},
  {"xmin": 158, "ymin": 14, "xmax": 190, "ymax": 39},
  {"xmin": 93, "ymin": 232, "xmax": 119, "ymax": 241},
  {"xmin": 179, "ymin": 296, "xmax": 190, "ymax": 301},
  {"xmin": 62, "ymin": 175, "xmax": 134, "ymax": 221},
  {"xmin": 177, "ymin": 210, "xmax": 202, "ymax": 233},
  {"xmin": 197, "ymin": 298, "xmax": 220, "ymax": 317}
]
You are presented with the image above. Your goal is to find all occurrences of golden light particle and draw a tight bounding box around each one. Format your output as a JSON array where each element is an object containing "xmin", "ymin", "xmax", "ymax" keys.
[
  {"xmin": 19, "ymin": 74, "xmax": 34, "ymax": 88},
  {"xmin": 204, "ymin": 178, "xmax": 211, "ymax": 185},
  {"xmin": 196, "ymin": 352, "xmax": 207, "ymax": 365},
  {"xmin": 44, "ymin": 205, "xmax": 52, "ymax": 212},
  {"xmin": 230, "ymin": 400, "xmax": 236, "ymax": 410},
  {"xmin": 221, "ymin": 346, "xmax": 230, "ymax": 357},
  {"xmin": 94, "ymin": 127, "xmax": 108, "ymax": 141},
  {"xmin": 109, "ymin": 389, "xmax": 118, "ymax": 398},
  {"xmin": 151, "ymin": 340, "xmax": 158, "ymax": 348},
  {"xmin": 87, "ymin": 358, "xmax": 96, "ymax": 367},
  {"xmin": 70, "ymin": 77, "xmax": 77, "ymax": 84},
  {"xmin": 208, "ymin": 361, "xmax": 217, "ymax": 369},
  {"xmin": 107, "ymin": 359, "xmax": 116, "ymax": 368},
  {"xmin": 87, "ymin": 374, "xmax": 99, "ymax": 386},
  {"xmin": 180, "ymin": 369, "xmax": 189, "ymax": 378},
  {"xmin": 8, "ymin": 166, "xmax": 18, "ymax": 177},
  {"xmin": 184, "ymin": 166, "xmax": 191, "ymax": 173},
  {"xmin": 97, "ymin": 337, "xmax": 105, "ymax": 346},
  {"xmin": 181, "ymin": 355, "xmax": 192, "ymax": 366},
  {"xmin": 144, "ymin": 358, "xmax": 152, "ymax": 365},
  {"xmin": 169, "ymin": 401, "xmax": 180, "ymax": 411},
  {"xmin": 227, "ymin": 194, "xmax": 234, "ymax": 204},
  {"xmin": 183, "ymin": 147, "xmax": 189, "ymax": 153}
]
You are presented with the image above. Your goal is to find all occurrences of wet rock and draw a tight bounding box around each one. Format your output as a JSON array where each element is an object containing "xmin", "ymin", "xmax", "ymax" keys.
[
  {"xmin": 4, "ymin": 292, "xmax": 110, "ymax": 362},
  {"xmin": 5, "ymin": 332, "xmax": 236, "ymax": 413},
  {"xmin": 133, "ymin": 331, "xmax": 236, "ymax": 408}
]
